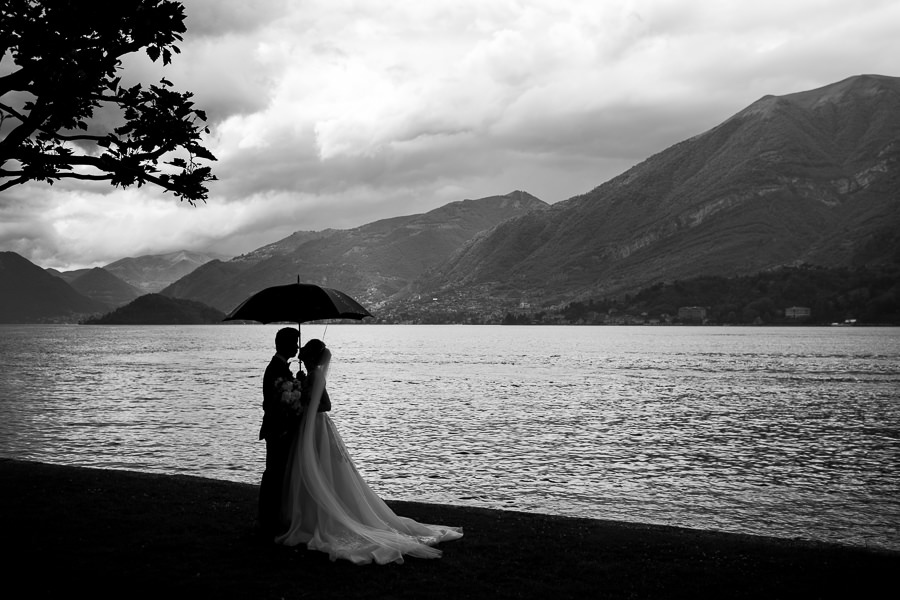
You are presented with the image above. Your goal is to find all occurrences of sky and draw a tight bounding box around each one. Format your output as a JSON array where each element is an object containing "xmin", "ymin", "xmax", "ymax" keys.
[{"xmin": 2, "ymin": 0, "xmax": 899, "ymax": 270}]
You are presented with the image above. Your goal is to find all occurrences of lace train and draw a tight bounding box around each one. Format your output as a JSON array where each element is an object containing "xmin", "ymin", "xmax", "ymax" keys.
[{"xmin": 275, "ymin": 350, "xmax": 462, "ymax": 564}]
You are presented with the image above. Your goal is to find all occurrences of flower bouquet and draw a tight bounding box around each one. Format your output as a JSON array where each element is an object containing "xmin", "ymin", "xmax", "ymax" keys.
[{"xmin": 274, "ymin": 377, "xmax": 307, "ymax": 416}]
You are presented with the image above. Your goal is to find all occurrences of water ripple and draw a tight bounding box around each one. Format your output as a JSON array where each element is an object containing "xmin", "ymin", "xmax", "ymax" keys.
[{"xmin": 1, "ymin": 324, "xmax": 898, "ymax": 551}]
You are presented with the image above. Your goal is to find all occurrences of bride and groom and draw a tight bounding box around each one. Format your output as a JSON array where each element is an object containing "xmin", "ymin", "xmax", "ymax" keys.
[{"xmin": 258, "ymin": 328, "xmax": 462, "ymax": 564}]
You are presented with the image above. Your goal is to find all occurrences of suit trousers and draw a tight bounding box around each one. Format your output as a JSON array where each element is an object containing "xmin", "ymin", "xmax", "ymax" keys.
[{"xmin": 258, "ymin": 433, "xmax": 292, "ymax": 536}]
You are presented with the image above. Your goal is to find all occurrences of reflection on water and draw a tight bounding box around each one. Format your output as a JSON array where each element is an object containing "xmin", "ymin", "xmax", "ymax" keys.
[{"xmin": 1, "ymin": 324, "xmax": 898, "ymax": 551}]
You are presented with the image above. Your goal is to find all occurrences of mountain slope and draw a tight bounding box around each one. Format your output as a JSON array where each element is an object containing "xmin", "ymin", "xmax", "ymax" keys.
[
  {"xmin": 230, "ymin": 229, "xmax": 337, "ymax": 265},
  {"xmin": 68, "ymin": 268, "xmax": 143, "ymax": 308},
  {"xmin": 0, "ymin": 252, "xmax": 108, "ymax": 322},
  {"xmin": 412, "ymin": 74, "xmax": 900, "ymax": 309},
  {"xmin": 46, "ymin": 267, "xmax": 91, "ymax": 283},
  {"xmin": 162, "ymin": 191, "xmax": 548, "ymax": 312},
  {"xmin": 104, "ymin": 250, "xmax": 228, "ymax": 293}
]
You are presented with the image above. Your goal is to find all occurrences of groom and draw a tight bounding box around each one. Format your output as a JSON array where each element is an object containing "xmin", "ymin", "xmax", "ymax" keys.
[
  {"xmin": 257, "ymin": 329, "xmax": 333, "ymax": 538},
  {"xmin": 258, "ymin": 327, "xmax": 303, "ymax": 537}
]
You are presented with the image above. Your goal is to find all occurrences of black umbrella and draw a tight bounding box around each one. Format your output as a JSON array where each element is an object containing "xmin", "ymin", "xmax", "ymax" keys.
[{"xmin": 223, "ymin": 282, "xmax": 373, "ymax": 335}]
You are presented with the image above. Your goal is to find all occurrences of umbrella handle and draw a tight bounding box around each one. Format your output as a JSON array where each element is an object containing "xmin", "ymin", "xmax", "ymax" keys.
[{"xmin": 297, "ymin": 273, "xmax": 301, "ymax": 346}]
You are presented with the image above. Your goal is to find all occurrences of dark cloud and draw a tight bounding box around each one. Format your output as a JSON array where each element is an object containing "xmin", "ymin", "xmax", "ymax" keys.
[
  {"xmin": 3, "ymin": 0, "xmax": 899, "ymax": 270},
  {"xmin": 181, "ymin": 0, "xmax": 288, "ymax": 37}
]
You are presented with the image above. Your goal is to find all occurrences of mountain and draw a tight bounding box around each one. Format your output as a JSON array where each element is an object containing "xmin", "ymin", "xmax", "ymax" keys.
[
  {"xmin": 160, "ymin": 258, "xmax": 254, "ymax": 309},
  {"xmin": 230, "ymin": 229, "xmax": 337, "ymax": 265},
  {"xmin": 0, "ymin": 252, "xmax": 107, "ymax": 322},
  {"xmin": 84, "ymin": 294, "xmax": 225, "ymax": 325},
  {"xmin": 46, "ymin": 267, "xmax": 91, "ymax": 283},
  {"xmin": 156, "ymin": 231, "xmax": 342, "ymax": 311},
  {"xmin": 104, "ymin": 250, "xmax": 228, "ymax": 293},
  {"xmin": 162, "ymin": 191, "xmax": 548, "ymax": 312},
  {"xmin": 407, "ymin": 74, "xmax": 900, "ymax": 313},
  {"xmin": 67, "ymin": 268, "xmax": 143, "ymax": 308}
]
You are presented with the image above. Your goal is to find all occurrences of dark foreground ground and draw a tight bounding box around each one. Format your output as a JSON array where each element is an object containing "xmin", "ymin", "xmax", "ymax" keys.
[{"xmin": 2, "ymin": 459, "xmax": 896, "ymax": 599}]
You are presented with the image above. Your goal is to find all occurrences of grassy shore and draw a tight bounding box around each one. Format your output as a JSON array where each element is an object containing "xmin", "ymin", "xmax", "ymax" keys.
[{"xmin": 3, "ymin": 459, "xmax": 895, "ymax": 599}]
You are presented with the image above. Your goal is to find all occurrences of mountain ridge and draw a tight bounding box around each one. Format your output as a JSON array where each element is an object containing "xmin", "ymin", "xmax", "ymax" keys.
[
  {"xmin": 0, "ymin": 252, "xmax": 108, "ymax": 322},
  {"xmin": 403, "ymin": 74, "xmax": 900, "ymax": 313},
  {"xmin": 161, "ymin": 191, "xmax": 549, "ymax": 312}
]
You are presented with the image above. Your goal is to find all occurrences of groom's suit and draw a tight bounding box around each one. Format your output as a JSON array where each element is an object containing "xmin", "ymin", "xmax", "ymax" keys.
[
  {"xmin": 260, "ymin": 354, "xmax": 299, "ymax": 442},
  {"xmin": 258, "ymin": 354, "xmax": 301, "ymax": 536}
]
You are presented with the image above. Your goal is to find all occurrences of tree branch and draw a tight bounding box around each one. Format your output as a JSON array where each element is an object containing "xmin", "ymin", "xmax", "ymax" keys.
[
  {"xmin": 0, "ymin": 101, "xmax": 28, "ymax": 123},
  {"xmin": 33, "ymin": 152, "xmax": 204, "ymax": 202},
  {"xmin": 0, "ymin": 154, "xmax": 202, "ymax": 204},
  {"xmin": 0, "ymin": 175, "xmax": 28, "ymax": 193},
  {"xmin": 0, "ymin": 98, "xmax": 48, "ymax": 160},
  {"xmin": 46, "ymin": 133, "xmax": 109, "ymax": 144},
  {"xmin": 0, "ymin": 167, "xmax": 113, "ymax": 182},
  {"xmin": 0, "ymin": 68, "xmax": 30, "ymax": 96}
]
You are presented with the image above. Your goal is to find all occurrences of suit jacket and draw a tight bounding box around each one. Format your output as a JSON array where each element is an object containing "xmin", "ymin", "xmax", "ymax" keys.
[
  {"xmin": 259, "ymin": 355, "xmax": 297, "ymax": 441},
  {"xmin": 259, "ymin": 355, "xmax": 331, "ymax": 441}
]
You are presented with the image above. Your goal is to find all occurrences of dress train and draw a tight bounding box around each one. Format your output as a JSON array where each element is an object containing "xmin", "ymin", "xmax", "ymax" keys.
[{"xmin": 275, "ymin": 350, "xmax": 462, "ymax": 564}]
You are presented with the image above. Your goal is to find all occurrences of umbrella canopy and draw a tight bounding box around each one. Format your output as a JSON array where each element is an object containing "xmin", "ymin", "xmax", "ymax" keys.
[{"xmin": 223, "ymin": 283, "xmax": 373, "ymax": 324}]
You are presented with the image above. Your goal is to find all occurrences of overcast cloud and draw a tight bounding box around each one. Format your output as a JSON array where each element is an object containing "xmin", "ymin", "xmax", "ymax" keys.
[{"xmin": 2, "ymin": 0, "xmax": 898, "ymax": 270}]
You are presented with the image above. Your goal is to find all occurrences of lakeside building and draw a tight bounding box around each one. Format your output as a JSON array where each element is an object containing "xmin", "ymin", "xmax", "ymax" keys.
[
  {"xmin": 785, "ymin": 306, "xmax": 812, "ymax": 319},
  {"xmin": 677, "ymin": 306, "xmax": 707, "ymax": 322}
]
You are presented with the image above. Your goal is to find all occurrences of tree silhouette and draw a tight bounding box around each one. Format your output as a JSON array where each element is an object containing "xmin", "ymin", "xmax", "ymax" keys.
[{"xmin": 0, "ymin": 0, "xmax": 215, "ymax": 204}]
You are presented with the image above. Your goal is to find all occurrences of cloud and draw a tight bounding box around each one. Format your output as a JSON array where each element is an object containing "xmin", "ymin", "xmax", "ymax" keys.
[
  {"xmin": 2, "ymin": 0, "xmax": 899, "ymax": 270},
  {"xmin": 181, "ymin": 0, "xmax": 289, "ymax": 37}
]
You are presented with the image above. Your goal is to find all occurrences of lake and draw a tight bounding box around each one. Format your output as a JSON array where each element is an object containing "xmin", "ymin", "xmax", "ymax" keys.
[{"xmin": 0, "ymin": 324, "xmax": 898, "ymax": 551}]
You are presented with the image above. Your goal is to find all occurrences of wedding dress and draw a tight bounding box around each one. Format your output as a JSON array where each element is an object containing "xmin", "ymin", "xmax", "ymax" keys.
[{"xmin": 275, "ymin": 349, "xmax": 462, "ymax": 564}]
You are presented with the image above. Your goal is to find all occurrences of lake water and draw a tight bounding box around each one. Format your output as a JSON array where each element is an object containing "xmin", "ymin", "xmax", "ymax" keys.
[{"xmin": 1, "ymin": 324, "xmax": 898, "ymax": 551}]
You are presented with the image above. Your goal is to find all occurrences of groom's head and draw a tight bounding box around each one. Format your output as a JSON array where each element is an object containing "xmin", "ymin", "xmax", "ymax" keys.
[{"xmin": 275, "ymin": 327, "xmax": 299, "ymax": 358}]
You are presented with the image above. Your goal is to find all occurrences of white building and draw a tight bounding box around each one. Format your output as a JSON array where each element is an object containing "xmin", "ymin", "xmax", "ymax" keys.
[
  {"xmin": 677, "ymin": 306, "xmax": 707, "ymax": 321},
  {"xmin": 785, "ymin": 306, "xmax": 811, "ymax": 319}
]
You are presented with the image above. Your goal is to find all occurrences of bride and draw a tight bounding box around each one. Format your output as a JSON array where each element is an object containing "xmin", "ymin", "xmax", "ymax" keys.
[{"xmin": 275, "ymin": 339, "xmax": 462, "ymax": 564}]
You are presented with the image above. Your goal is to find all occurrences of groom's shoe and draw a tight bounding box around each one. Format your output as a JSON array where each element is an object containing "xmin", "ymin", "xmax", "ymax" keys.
[
  {"xmin": 256, "ymin": 519, "xmax": 290, "ymax": 543},
  {"xmin": 255, "ymin": 519, "xmax": 276, "ymax": 541}
]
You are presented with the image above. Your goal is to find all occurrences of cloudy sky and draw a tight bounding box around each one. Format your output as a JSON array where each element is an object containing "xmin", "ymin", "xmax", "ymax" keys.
[{"xmin": 2, "ymin": 0, "xmax": 898, "ymax": 270}]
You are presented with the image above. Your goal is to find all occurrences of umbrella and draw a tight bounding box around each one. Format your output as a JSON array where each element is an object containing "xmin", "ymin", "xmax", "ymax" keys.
[{"xmin": 223, "ymin": 282, "xmax": 373, "ymax": 332}]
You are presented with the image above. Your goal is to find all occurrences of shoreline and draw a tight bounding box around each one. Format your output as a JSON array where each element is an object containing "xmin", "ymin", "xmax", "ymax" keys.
[{"xmin": 4, "ymin": 459, "xmax": 896, "ymax": 599}]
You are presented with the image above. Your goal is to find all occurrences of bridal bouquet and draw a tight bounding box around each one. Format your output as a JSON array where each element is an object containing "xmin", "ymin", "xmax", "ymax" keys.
[{"xmin": 274, "ymin": 377, "xmax": 307, "ymax": 416}]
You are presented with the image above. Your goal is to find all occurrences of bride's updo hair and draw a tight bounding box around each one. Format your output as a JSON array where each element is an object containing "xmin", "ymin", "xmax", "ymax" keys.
[{"xmin": 300, "ymin": 338, "xmax": 326, "ymax": 362}]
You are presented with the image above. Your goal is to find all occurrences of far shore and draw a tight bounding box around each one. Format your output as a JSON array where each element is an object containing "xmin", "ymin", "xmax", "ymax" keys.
[{"xmin": 3, "ymin": 458, "xmax": 896, "ymax": 599}]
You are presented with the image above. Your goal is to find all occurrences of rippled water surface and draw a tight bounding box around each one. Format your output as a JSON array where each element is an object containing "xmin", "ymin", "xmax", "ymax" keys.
[{"xmin": 1, "ymin": 324, "xmax": 898, "ymax": 550}]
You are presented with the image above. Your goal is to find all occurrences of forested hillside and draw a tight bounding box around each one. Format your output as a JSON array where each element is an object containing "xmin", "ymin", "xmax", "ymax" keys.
[{"xmin": 549, "ymin": 266, "xmax": 900, "ymax": 325}]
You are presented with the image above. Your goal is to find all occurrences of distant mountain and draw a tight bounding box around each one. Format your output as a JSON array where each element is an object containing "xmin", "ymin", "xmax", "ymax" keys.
[
  {"xmin": 162, "ymin": 191, "xmax": 548, "ymax": 312},
  {"xmin": 407, "ymin": 74, "xmax": 900, "ymax": 312},
  {"xmin": 0, "ymin": 252, "xmax": 107, "ymax": 322},
  {"xmin": 46, "ymin": 267, "xmax": 91, "ymax": 283},
  {"xmin": 84, "ymin": 294, "xmax": 225, "ymax": 324},
  {"xmin": 158, "ymin": 231, "xmax": 341, "ymax": 310},
  {"xmin": 104, "ymin": 250, "xmax": 228, "ymax": 293},
  {"xmin": 67, "ymin": 268, "xmax": 142, "ymax": 308}
]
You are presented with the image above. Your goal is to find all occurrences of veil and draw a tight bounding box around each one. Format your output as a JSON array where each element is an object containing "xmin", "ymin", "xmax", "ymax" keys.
[{"xmin": 276, "ymin": 349, "xmax": 462, "ymax": 564}]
